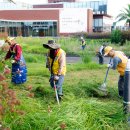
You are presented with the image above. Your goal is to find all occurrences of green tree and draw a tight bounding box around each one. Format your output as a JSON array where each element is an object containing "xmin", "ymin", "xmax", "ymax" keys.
[
  {"xmin": 116, "ymin": 4, "xmax": 130, "ymax": 27},
  {"xmin": 8, "ymin": 0, "xmax": 15, "ymax": 4}
]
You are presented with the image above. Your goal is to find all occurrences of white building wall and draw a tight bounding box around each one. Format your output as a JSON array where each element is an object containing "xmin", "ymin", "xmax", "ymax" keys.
[
  {"xmin": 0, "ymin": 0, "xmax": 32, "ymax": 9},
  {"xmin": 59, "ymin": 8, "xmax": 87, "ymax": 33}
]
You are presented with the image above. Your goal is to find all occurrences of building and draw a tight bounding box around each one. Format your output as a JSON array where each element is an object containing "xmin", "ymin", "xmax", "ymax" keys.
[
  {"xmin": 0, "ymin": 0, "xmax": 112, "ymax": 37},
  {"xmin": 0, "ymin": 0, "xmax": 32, "ymax": 9},
  {"xmin": 0, "ymin": 8, "xmax": 93, "ymax": 37},
  {"xmin": 48, "ymin": 0, "xmax": 76, "ymax": 2},
  {"xmin": 34, "ymin": 0, "xmax": 113, "ymax": 32}
]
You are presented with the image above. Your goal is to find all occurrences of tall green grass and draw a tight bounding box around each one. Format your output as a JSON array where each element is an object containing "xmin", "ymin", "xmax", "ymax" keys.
[{"xmin": 1, "ymin": 37, "xmax": 130, "ymax": 129}]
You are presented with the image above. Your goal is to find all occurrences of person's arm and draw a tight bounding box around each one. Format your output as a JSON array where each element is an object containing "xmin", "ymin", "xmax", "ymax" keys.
[
  {"xmin": 5, "ymin": 49, "xmax": 12, "ymax": 60},
  {"xmin": 111, "ymin": 57, "xmax": 122, "ymax": 70},
  {"xmin": 99, "ymin": 46, "xmax": 104, "ymax": 55},
  {"xmin": 46, "ymin": 53, "xmax": 50, "ymax": 68},
  {"xmin": 58, "ymin": 52, "xmax": 66, "ymax": 75},
  {"xmin": 14, "ymin": 45, "xmax": 22, "ymax": 61}
]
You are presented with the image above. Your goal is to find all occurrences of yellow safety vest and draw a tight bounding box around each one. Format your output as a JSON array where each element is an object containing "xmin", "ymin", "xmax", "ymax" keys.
[
  {"xmin": 48, "ymin": 49, "xmax": 66, "ymax": 75},
  {"xmin": 114, "ymin": 51, "xmax": 128, "ymax": 76},
  {"xmin": 81, "ymin": 40, "xmax": 86, "ymax": 45}
]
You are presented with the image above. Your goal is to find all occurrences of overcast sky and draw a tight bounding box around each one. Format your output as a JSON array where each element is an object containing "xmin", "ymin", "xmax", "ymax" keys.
[{"xmin": 15, "ymin": 0, "xmax": 129, "ymax": 24}]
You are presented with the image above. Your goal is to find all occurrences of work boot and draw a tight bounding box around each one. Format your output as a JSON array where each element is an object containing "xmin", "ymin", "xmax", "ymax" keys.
[{"xmin": 58, "ymin": 94, "xmax": 63, "ymax": 101}]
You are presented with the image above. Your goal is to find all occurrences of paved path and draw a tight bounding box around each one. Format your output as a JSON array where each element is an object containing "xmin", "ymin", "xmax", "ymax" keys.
[
  {"xmin": 66, "ymin": 56, "xmax": 111, "ymax": 64},
  {"xmin": 93, "ymin": 56, "xmax": 111, "ymax": 64},
  {"xmin": 66, "ymin": 56, "xmax": 81, "ymax": 63}
]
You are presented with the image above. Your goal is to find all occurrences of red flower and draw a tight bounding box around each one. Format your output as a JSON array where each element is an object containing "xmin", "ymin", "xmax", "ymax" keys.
[
  {"xmin": 27, "ymin": 93, "xmax": 34, "ymax": 98},
  {"xmin": 27, "ymin": 85, "xmax": 32, "ymax": 91},
  {"xmin": 3, "ymin": 67, "xmax": 11, "ymax": 75},
  {"xmin": 60, "ymin": 123, "xmax": 67, "ymax": 130},
  {"xmin": 2, "ymin": 128, "xmax": 10, "ymax": 130},
  {"xmin": 0, "ymin": 104, "xmax": 3, "ymax": 114},
  {"xmin": 47, "ymin": 105, "xmax": 52, "ymax": 113},
  {"xmin": 1, "ymin": 82, "xmax": 8, "ymax": 90},
  {"xmin": 0, "ymin": 74, "xmax": 6, "ymax": 81},
  {"xmin": 16, "ymin": 110, "xmax": 25, "ymax": 115}
]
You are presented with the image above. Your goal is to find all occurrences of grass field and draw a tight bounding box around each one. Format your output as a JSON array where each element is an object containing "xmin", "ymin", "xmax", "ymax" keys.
[{"xmin": 0, "ymin": 37, "xmax": 130, "ymax": 130}]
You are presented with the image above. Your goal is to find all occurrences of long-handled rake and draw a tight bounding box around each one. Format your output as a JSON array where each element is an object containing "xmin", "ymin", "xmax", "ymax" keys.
[
  {"xmin": 98, "ymin": 58, "xmax": 112, "ymax": 92},
  {"xmin": 54, "ymin": 81, "xmax": 60, "ymax": 106}
]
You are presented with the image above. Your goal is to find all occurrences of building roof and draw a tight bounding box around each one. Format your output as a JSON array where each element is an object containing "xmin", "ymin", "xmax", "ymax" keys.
[
  {"xmin": 0, "ymin": 9, "xmax": 59, "ymax": 21},
  {"xmin": 33, "ymin": 3, "xmax": 63, "ymax": 8},
  {"xmin": 93, "ymin": 14, "xmax": 112, "ymax": 18}
]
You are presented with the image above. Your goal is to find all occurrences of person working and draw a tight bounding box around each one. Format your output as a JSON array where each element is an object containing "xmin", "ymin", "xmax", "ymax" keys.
[
  {"xmin": 96, "ymin": 44, "xmax": 106, "ymax": 64},
  {"xmin": 3, "ymin": 37, "xmax": 27, "ymax": 84},
  {"xmin": 80, "ymin": 37, "xmax": 86, "ymax": 50},
  {"xmin": 104, "ymin": 46, "xmax": 128, "ymax": 97},
  {"xmin": 43, "ymin": 40, "xmax": 66, "ymax": 100}
]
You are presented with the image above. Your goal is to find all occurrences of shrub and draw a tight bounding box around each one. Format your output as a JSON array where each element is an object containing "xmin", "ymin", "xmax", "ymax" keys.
[
  {"xmin": 111, "ymin": 29, "xmax": 122, "ymax": 44},
  {"xmin": 85, "ymin": 32, "xmax": 111, "ymax": 39},
  {"xmin": 121, "ymin": 30, "xmax": 130, "ymax": 45}
]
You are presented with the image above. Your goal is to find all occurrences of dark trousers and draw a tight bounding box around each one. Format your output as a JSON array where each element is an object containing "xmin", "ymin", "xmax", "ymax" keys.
[
  {"xmin": 99, "ymin": 55, "xmax": 104, "ymax": 64},
  {"xmin": 118, "ymin": 76, "xmax": 124, "ymax": 97}
]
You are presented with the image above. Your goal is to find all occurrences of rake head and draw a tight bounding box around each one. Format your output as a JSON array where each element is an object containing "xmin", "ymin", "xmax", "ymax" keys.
[{"xmin": 98, "ymin": 83, "xmax": 107, "ymax": 92}]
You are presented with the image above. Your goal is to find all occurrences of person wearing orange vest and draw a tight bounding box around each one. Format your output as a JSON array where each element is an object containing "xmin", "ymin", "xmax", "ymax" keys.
[
  {"xmin": 43, "ymin": 40, "xmax": 66, "ymax": 100},
  {"xmin": 104, "ymin": 46, "xmax": 128, "ymax": 97}
]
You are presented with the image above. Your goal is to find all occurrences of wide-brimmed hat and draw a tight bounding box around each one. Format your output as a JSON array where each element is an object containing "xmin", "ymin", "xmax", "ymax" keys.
[
  {"xmin": 0, "ymin": 40, "xmax": 5, "ymax": 48},
  {"xmin": 43, "ymin": 40, "xmax": 60, "ymax": 49},
  {"xmin": 80, "ymin": 37, "xmax": 84, "ymax": 39},
  {"xmin": 5, "ymin": 37, "xmax": 15, "ymax": 43},
  {"xmin": 104, "ymin": 46, "xmax": 113, "ymax": 56}
]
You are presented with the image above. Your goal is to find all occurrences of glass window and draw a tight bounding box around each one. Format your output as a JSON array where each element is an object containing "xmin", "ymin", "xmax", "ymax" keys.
[
  {"xmin": 82, "ymin": 2, "xmax": 87, "ymax": 8},
  {"xmin": 90, "ymin": 2, "xmax": 95, "ymax": 10},
  {"xmin": 99, "ymin": 19, "xmax": 103, "ymax": 26},
  {"xmin": 74, "ymin": 3, "xmax": 79, "ymax": 8},
  {"xmin": 94, "ymin": 19, "xmax": 103, "ymax": 27},
  {"xmin": 94, "ymin": 2, "xmax": 99, "ymax": 12},
  {"xmin": 87, "ymin": 1, "xmax": 90, "ymax": 8},
  {"xmin": 94, "ymin": 19, "xmax": 98, "ymax": 27}
]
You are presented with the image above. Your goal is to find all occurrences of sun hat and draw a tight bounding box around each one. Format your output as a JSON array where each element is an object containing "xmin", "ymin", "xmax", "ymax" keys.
[
  {"xmin": 43, "ymin": 40, "xmax": 60, "ymax": 49},
  {"xmin": 104, "ymin": 46, "xmax": 113, "ymax": 56},
  {"xmin": 80, "ymin": 37, "xmax": 84, "ymax": 39},
  {"xmin": 5, "ymin": 37, "xmax": 15, "ymax": 43}
]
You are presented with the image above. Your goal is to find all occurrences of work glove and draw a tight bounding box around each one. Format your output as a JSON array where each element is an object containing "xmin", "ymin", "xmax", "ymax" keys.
[
  {"xmin": 54, "ymin": 75, "xmax": 59, "ymax": 81},
  {"xmin": 3, "ymin": 65, "xmax": 11, "ymax": 75},
  {"xmin": 11, "ymin": 60, "xmax": 16, "ymax": 64},
  {"xmin": 107, "ymin": 64, "xmax": 112, "ymax": 68},
  {"xmin": 1, "ymin": 59, "xmax": 5, "ymax": 64}
]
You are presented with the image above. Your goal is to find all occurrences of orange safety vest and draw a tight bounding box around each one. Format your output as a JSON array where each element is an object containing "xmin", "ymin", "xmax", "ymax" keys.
[
  {"xmin": 114, "ymin": 51, "xmax": 128, "ymax": 76},
  {"xmin": 48, "ymin": 49, "xmax": 66, "ymax": 75}
]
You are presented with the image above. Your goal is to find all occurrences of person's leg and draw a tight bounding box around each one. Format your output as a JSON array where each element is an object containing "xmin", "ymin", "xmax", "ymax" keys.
[
  {"xmin": 49, "ymin": 75, "xmax": 54, "ymax": 88},
  {"xmin": 83, "ymin": 45, "xmax": 86, "ymax": 50},
  {"xmin": 82, "ymin": 45, "xmax": 84, "ymax": 50},
  {"xmin": 99, "ymin": 55, "xmax": 103, "ymax": 64},
  {"xmin": 118, "ymin": 76, "xmax": 124, "ymax": 97},
  {"xmin": 56, "ymin": 75, "xmax": 64, "ymax": 96}
]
